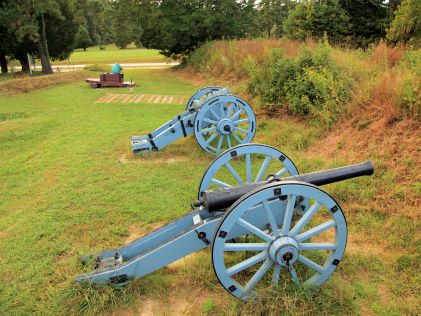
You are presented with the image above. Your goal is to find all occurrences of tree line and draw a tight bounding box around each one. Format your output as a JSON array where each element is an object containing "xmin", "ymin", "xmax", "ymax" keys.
[{"xmin": 0, "ymin": 0, "xmax": 419, "ymax": 74}]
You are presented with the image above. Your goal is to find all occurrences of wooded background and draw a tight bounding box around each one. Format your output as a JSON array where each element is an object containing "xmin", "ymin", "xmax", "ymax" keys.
[{"xmin": 0, "ymin": 0, "xmax": 419, "ymax": 74}]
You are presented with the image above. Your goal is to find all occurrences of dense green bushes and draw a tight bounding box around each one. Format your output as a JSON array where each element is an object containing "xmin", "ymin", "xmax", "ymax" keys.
[
  {"xmin": 187, "ymin": 38, "xmax": 354, "ymax": 126},
  {"xmin": 248, "ymin": 40, "xmax": 351, "ymax": 125}
]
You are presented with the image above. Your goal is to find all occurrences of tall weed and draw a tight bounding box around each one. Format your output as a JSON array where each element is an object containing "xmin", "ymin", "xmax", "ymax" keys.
[
  {"xmin": 398, "ymin": 50, "xmax": 421, "ymax": 119},
  {"xmin": 367, "ymin": 47, "xmax": 421, "ymax": 121},
  {"xmin": 187, "ymin": 38, "xmax": 301, "ymax": 80}
]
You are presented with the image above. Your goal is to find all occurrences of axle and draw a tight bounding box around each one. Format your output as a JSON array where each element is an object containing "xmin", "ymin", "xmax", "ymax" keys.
[{"xmin": 197, "ymin": 161, "xmax": 374, "ymax": 212}]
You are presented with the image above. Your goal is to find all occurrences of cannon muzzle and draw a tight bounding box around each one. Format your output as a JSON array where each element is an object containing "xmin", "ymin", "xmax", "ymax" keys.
[{"xmin": 199, "ymin": 161, "xmax": 374, "ymax": 212}]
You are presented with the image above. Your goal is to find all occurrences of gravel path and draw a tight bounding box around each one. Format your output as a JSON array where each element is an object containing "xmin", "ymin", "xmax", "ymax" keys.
[{"xmin": 12, "ymin": 62, "xmax": 180, "ymax": 72}]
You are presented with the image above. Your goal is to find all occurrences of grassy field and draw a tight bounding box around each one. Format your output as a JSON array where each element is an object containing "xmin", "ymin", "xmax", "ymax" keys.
[
  {"xmin": 7, "ymin": 44, "xmax": 165, "ymax": 69},
  {"xmin": 0, "ymin": 68, "xmax": 420, "ymax": 315},
  {"xmin": 56, "ymin": 44, "xmax": 165, "ymax": 64}
]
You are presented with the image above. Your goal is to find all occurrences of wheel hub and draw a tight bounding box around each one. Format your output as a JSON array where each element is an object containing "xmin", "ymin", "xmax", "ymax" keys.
[
  {"xmin": 269, "ymin": 236, "xmax": 299, "ymax": 266},
  {"xmin": 217, "ymin": 118, "xmax": 234, "ymax": 135}
]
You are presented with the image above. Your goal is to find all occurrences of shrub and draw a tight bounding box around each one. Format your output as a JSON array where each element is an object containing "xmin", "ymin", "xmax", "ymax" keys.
[
  {"xmin": 400, "ymin": 49, "xmax": 421, "ymax": 77},
  {"xmin": 83, "ymin": 64, "xmax": 109, "ymax": 72},
  {"xmin": 249, "ymin": 39, "xmax": 351, "ymax": 126},
  {"xmin": 397, "ymin": 72, "xmax": 420, "ymax": 119},
  {"xmin": 399, "ymin": 50, "xmax": 421, "ymax": 120}
]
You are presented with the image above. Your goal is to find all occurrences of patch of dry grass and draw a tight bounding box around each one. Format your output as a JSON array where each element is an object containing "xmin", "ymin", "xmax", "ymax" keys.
[
  {"xmin": 368, "ymin": 41, "xmax": 406, "ymax": 69},
  {"xmin": 187, "ymin": 38, "xmax": 304, "ymax": 81},
  {"xmin": 0, "ymin": 71, "xmax": 91, "ymax": 95}
]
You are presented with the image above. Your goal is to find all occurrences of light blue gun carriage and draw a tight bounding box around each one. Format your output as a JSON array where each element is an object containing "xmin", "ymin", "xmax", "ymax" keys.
[
  {"xmin": 131, "ymin": 86, "xmax": 256, "ymax": 155},
  {"xmin": 77, "ymin": 144, "xmax": 374, "ymax": 299}
]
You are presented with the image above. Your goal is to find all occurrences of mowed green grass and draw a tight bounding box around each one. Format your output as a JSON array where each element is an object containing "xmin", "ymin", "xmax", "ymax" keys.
[
  {"xmin": 56, "ymin": 44, "xmax": 165, "ymax": 64},
  {"xmin": 0, "ymin": 69, "xmax": 419, "ymax": 315},
  {"xmin": 0, "ymin": 69, "xmax": 203, "ymax": 314}
]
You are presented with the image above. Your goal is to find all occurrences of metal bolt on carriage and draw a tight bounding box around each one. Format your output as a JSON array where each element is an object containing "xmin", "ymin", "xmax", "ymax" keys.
[
  {"xmin": 77, "ymin": 143, "xmax": 374, "ymax": 300},
  {"xmin": 131, "ymin": 86, "xmax": 257, "ymax": 155}
]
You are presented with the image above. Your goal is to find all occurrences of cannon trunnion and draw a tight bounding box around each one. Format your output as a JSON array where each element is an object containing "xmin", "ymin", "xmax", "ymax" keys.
[{"xmin": 77, "ymin": 144, "xmax": 374, "ymax": 300}]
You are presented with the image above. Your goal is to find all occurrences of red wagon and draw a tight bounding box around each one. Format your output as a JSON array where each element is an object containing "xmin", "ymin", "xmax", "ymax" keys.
[{"xmin": 86, "ymin": 73, "xmax": 135, "ymax": 88}]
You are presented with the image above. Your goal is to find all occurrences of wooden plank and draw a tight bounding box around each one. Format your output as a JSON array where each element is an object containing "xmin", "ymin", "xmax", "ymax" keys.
[{"xmin": 95, "ymin": 94, "xmax": 189, "ymax": 105}]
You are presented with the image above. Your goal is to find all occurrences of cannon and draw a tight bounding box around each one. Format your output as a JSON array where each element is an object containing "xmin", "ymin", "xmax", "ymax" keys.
[
  {"xmin": 131, "ymin": 86, "xmax": 256, "ymax": 155},
  {"xmin": 77, "ymin": 144, "xmax": 374, "ymax": 299}
]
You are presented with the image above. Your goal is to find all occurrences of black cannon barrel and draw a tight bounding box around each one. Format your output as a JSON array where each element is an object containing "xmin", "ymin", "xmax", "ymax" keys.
[
  {"xmin": 199, "ymin": 161, "xmax": 374, "ymax": 212},
  {"xmin": 288, "ymin": 160, "xmax": 374, "ymax": 186}
]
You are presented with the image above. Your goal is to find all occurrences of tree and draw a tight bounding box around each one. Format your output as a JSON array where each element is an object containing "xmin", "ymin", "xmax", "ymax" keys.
[
  {"xmin": 283, "ymin": 2, "xmax": 314, "ymax": 41},
  {"xmin": 258, "ymin": 0, "xmax": 295, "ymax": 37},
  {"xmin": 259, "ymin": 0, "xmax": 275, "ymax": 37},
  {"xmin": 0, "ymin": 0, "xmax": 78, "ymax": 74},
  {"xmin": 44, "ymin": 1, "xmax": 79, "ymax": 60},
  {"xmin": 0, "ymin": 54, "xmax": 7, "ymax": 73},
  {"xmin": 75, "ymin": 0, "xmax": 109, "ymax": 45},
  {"xmin": 75, "ymin": 26, "xmax": 93, "ymax": 51},
  {"xmin": 0, "ymin": 0, "xmax": 36, "ymax": 72},
  {"xmin": 387, "ymin": 0, "xmax": 421, "ymax": 47},
  {"xmin": 284, "ymin": 0, "xmax": 351, "ymax": 44},
  {"xmin": 0, "ymin": 24, "xmax": 38, "ymax": 73},
  {"xmin": 0, "ymin": 26, "xmax": 11, "ymax": 73},
  {"xmin": 108, "ymin": 0, "xmax": 143, "ymax": 49},
  {"xmin": 339, "ymin": 0, "xmax": 388, "ymax": 47},
  {"xmin": 141, "ymin": 0, "xmax": 257, "ymax": 59}
]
